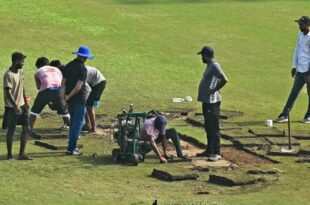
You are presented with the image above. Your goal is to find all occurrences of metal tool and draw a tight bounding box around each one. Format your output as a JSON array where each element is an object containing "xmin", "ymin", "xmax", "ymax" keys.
[{"xmin": 281, "ymin": 108, "xmax": 295, "ymax": 153}]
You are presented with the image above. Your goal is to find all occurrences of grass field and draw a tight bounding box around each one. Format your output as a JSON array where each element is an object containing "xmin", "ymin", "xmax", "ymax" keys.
[{"xmin": 0, "ymin": 0, "xmax": 310, "ymax": 204}]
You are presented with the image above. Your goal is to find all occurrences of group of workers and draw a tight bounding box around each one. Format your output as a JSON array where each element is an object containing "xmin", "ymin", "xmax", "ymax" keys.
[
  {"xmin": 2, "ymin": 42, "xmax": 228, "ymax": 163},
  {"xmin": 2, "ymin": 14, "xmax": 308, "ymax": 164},
  {"xmin": 2, "ymin": 46, "xmax": 106, "ymax": 159}
]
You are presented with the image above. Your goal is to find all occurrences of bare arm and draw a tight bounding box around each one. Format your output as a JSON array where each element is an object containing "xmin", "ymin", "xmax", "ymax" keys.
[
  {"xmin": 65, "ymin": 80, "xmax": 84, "ymax": 101},
  {"xmin": 160, "ymin": 133, "xmax": 169, "ymax": 157},
  {"xmin": 148, "ymin": 135, "xmax": 167, "ymax": 163},
  {"xmin": 23, "ymin": 86, "xmax": 30, "ymax": 109},
  {"xmin": 61, "ymin": 78, "xmax": 66, "ymax": 97},
  {"xmin": 208, "ymin": 74, "xmax": 228, "ymax": 94}
]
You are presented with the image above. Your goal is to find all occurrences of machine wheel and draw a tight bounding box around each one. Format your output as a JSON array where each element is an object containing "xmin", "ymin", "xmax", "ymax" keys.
[
  {"xmin": 112, "ymin": 149, "xmax": 120, "ymax": 163},
  {"xmin": 131, "ymin": 154, "xmax": 139, "ymax": 166},
  {"xmin": 138, "ymin": 154, "xmax": 145, "ymax": 162}
]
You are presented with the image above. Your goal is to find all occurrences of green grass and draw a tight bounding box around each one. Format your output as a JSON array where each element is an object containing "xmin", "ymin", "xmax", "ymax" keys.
[{"xmin": 1, "ymin": 0, "xmax": 310, "ymax": 204}]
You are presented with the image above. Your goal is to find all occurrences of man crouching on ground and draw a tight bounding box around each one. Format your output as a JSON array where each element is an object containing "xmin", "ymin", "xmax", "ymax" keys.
[{"xmin": 140, "ymin": 115, "xmax": 186, "ymax": 163}]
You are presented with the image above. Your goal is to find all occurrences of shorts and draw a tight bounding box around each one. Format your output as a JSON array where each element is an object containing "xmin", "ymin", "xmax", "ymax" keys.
[
  {"xmin": 2, "ymin": 105, "xmax": 29, "ymax": 134},
  {"xmin": 30, "ymin": 88, "xmax": 68, "ymax": 117},
  {"xmin": 86, "ymin": 81, "xmax": 106, "ymax": 107}
]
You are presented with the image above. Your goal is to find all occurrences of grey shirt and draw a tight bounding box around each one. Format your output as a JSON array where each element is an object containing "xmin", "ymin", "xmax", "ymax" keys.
[
  {"xmin": 86, "ymin": 66, "xmax": 105, "ymax": 87},
  {"xmin": 198, "ymin": 60, "xmax": 225, "ymax": 103}
]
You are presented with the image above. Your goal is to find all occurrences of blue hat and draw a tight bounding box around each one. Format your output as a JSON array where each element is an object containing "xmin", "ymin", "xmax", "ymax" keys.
[
  {"xmin": 154, "ymin": 115, "xmax": 167, "ymax": 135},
  {"xmin": 197, "ymin": 46, "xmax": 214, "ymax": 57},
  {"xmin": 72, "ymin": 46, "xmax": 94, "ymax": 59}
]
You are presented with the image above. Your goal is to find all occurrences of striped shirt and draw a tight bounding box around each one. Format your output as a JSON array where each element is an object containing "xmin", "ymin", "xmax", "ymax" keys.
[{"xmin": 197, "ymin": 60, "xmax": 225, "ymax": 104}]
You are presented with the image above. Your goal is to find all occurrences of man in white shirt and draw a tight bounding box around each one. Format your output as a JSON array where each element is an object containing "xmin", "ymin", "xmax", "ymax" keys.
[
  {"xmin": 82, "ymin": 66, "xmax": 106, "ymax": 133},
  {"xmin": 277, "ymin": 16, "xmax": 310, "ymax": 123}
]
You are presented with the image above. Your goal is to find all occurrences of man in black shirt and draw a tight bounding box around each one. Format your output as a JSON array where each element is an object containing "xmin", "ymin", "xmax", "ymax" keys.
[{"xmin": 62, "ymin": 46, "xmax": 94, "ymax": 155}]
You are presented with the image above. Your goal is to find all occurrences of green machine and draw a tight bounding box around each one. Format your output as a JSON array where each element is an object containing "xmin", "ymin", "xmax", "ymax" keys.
[{"xmin": 112, "ymin": 105, "xmax": 148, "ymax": 166}]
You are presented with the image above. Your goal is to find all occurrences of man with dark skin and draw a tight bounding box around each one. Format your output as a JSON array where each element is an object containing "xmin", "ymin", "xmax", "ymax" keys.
[
  {"xmin": 63, "ymin": 46, "xmax": 93, "ymax": 155},
  {"xmin": 196, "ymin": 46, "xmax": 228, "ymax": 161},
  {"xmin": 2, "ymin": 52, "xmax": 32, "ymax": 160},
  {"xmin": 140, "ymin": 115, "xmax": 186, "ymax": 163},
  {"xmin": 82, "ymin": 66, "xmax": 106, "ymax": 133},
  {"xmin": 276, "ymin": 16, "xmax": 310, "ymax": 123},
  {"xmin": 29, "ymin": 57, "xmax": 70, "ymax": 137}
]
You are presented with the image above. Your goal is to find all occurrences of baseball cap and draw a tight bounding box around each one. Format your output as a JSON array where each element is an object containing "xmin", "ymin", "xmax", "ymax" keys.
[
  {"xmin": 154, "ymin": 115, "xmax": 167, "ymax": 135},
  {"xmin": 295, "ymin": 16, "xmax": 310, "ymax": 25},
  {"xmin": 197, "ymin": 46, "xmax": 214, "ymax": 57}
]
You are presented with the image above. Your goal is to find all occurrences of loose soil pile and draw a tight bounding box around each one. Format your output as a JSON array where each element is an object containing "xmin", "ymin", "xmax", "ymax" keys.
[{"xmin": 164, "ymin": 140, "xmax": 270, "ymax": 166}]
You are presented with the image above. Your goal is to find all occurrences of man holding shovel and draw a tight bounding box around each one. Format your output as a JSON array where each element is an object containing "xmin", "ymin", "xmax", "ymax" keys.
[
  {"xmin": 196, "ymin": 46, "xmax": 228, "ymax": 162},
  {"xmin": 276, "ymin": 16, "xmax": 310, "ymax": 123}
]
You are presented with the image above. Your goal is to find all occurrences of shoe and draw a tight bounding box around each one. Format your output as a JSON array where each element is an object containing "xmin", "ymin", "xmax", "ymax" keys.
[
  {"xmin": 66, "ymin": 148, "xmax": 83, "ymax": 156},
  {"xmin": 303, "ymin": 114, "xmax": 310, "ymax": 123},
  {"xmin": 177, "ymin": 152, "xmax": 188, "ymax": 160},
  {"xmin": 275, "ymin": 115, "xmax": 288, "ymax": 123},
  {"xmin": 208, "ymin": 154, "xmax": 222, "ymax": 162},
  {"xmin": 196, "ymin": 150, "xmax": 212, "ymax": 157},
  {"xmin": 6, "ymin": 155, "xmax": 15, "ymax": 160},
  {"xmin": 61, "ymin": 125, "xmax": 70, "ymax": 130}
]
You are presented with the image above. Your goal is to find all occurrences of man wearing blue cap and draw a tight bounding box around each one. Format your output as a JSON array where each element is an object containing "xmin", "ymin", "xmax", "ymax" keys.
[
  {"xmin": 62, "ymin": 46, "xmax": 94, "ymax": 155},
  {"xmin": 140, "ymin": 115, "xmax": 185, "ymax": 163},
  {"xmin": 276, "ymin": 16, "xmax": 310, "ymax": 123},
  {"xmin": 196, "ymin": 46, "xmax": 228, "ymax": 161}
]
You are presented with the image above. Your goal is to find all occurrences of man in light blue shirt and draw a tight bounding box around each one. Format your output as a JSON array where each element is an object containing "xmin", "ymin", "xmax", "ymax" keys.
[{"xmin": 277, "ymin": 16, "xmax": 310, "ymax": 123}]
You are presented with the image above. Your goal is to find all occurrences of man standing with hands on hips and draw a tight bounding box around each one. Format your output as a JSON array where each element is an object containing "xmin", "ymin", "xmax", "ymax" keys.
[
  {"xmin": 62, "ymin": 46, "xmax": 93, "ymax": 155},
  {"xmin": 276, "ymin": 16, "xmax": 310, "ymax": 123},
  {"xmin": 196, "ymin": 46, "xmax": 228, "ymax": 162}
]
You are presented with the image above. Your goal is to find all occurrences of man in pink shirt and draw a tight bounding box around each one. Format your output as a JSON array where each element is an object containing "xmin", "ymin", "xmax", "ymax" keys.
[
  {"xmin": 140, "ymin": 115, "xmax": 185, "ymax": 163},
  {"xmin": 29, "ymin": 57, "xmax": 70, "ymax": 134}
]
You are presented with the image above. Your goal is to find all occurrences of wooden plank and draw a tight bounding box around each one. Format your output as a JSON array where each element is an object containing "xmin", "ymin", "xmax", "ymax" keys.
[{"xmin": 34, "ymin": 140, "xmax": 83, "ymax": 150}]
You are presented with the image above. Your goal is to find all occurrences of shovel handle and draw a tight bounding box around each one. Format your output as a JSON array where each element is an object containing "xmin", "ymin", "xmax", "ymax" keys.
[{"xmin": 287, "ymin": 108, "xmax": 292, "ymax": 149}]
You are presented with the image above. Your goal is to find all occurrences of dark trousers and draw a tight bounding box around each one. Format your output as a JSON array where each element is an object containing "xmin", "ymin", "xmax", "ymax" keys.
[
  {"xmin": 140, "ymin": 128, "xmax": 183, "ymax": 156},
  {"xmin": 202, "ymin": 102, "xmax": 221, "ymax": 154},
  {"xmin": 281, "ymin": 72, "xmax": 310, "ymax": 116}
]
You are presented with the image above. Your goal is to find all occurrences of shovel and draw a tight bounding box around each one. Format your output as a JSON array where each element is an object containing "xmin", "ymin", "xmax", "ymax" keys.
[{"xmin": 281, "ymin": 109, "xmax": 295, "ymax": 153}]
